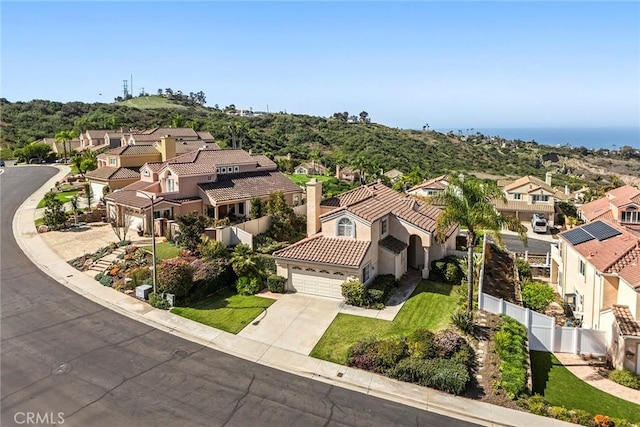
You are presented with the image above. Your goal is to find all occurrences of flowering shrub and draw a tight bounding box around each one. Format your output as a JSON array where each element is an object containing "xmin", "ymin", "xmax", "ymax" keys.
[{"xmin": 157, "ymin": 258, "xmax": 194, "ymax": 300}]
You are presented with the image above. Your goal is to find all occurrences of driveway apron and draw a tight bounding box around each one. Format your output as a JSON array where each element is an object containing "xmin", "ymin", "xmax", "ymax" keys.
[{"xmin": 238, "ymin": 293, "xmax": 342, "ymax": 355}]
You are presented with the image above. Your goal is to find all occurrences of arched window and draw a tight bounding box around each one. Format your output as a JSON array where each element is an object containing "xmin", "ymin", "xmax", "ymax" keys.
[{"xmin": 337, "ymin": 217, "xmax": 354, "ymax": 237}]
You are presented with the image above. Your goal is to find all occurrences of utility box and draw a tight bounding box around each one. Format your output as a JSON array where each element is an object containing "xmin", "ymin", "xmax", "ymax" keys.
[{"xmin": 135, "ymin": 284, "xmax": 153, "ymax": 300}]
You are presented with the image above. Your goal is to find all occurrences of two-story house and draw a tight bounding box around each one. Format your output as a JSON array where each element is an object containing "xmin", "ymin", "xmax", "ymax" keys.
[
  {"xmin": 494, "ymin": 174, "xmax": 560, "ymax": 226},
  {"xmin": 120, "ymin": 127, "xmax": 215, "ymax": 146},
  {"xmin": 294, "ymin": 160, "xmax": 327, "ymax": 176},
  {"xmin": 406, "ymin": 175, "xmax": 449, "ymax": 198},
  {"xmin": 104, "ymin": 144, "xmax": 302, "ymax": 233},
  {"xmin": 550, "ymin": 220, "xmax": 640, "ymax": 373},
  {"xmin": 578, "ymin": 185, "xmax": 640, "ymax": 232},
  {"xmin": 272, "ymin": 180, "xmax": 458, "ymax": 299},
  {"xmin": 87, "ymin": 136, "xmax": 219, "ymax": 195}
]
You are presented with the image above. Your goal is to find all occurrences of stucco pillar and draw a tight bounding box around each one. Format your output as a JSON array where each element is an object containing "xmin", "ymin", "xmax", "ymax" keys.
[
  {"xmin": 422, "ymin": 247, "xmax": 430, "ymax": 279},
  {"xmin": 214, "ymin": 206, "xmax": 219, "ymax": 220}
]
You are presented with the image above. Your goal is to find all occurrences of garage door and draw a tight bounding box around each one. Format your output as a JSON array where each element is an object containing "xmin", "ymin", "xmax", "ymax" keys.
[
  {"xmin": 290, "ymin": 270, "xmax": 346, "ymax": 299},
  {"xmin": 90, "ymin": 182, "xmax": 106, "ymax": 201},
  {"xmin": 125, "ymin": 213, "xmax": 144, "ymax": 231}
]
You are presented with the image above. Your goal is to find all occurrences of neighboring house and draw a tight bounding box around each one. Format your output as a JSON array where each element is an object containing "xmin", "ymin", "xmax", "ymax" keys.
[
  {"xmin": 578, "ymin": 185, "xmax": 640, "ymax": 232},
  {"xmin": 335, "ymin": 165, "xmax": 360, "ymax": 183},
  {"xmin": 120, "ymin": 127, "xmax": 213, "ymax": 146},
  {"xmin": 88, "ymin": 136, "xmax": 219, "ymax": 196},
  {"xmin": 407, "ymin": 175, "xmax": 449, "ymax": 198},
  {"xmin": 383, "ymin": 169, "xmax": 404, "ymax": 183},
  {"xmin": 41, "ymin": 137, "xmax": 81, "ymax": 156},
  {"xmin": 104, "ymin": 147, "xmax": 302, "ymax": 232},
  {"xmin": 272, "ymin": 180, "xmax": 458, "ymax": 299},
  {"xmin": 79, "ymin": 130, "xmax": 110, "ymax": 151},
  {"xmin": 494, "ymin": 173, "xmax": 559, "ymax": 226},
  {"xmin": 295, "ymin": 160, "xmax": 327, "ymax": 176},
  {"xmin": 550, "ymin": 220, "xmax": 640, "ymax": 373}
]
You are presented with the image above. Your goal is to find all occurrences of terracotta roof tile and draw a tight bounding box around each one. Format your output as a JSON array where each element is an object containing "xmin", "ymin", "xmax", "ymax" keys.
[
  {"xmin": 408, "ymin": 175, "xmax": 448, "ymax": 192},
  {"xmin": 492, "ymin": 199, "xmax": 555, "ymax": 213},
  {"xmin": 107, "ymin": 145, "xmax": 159, "ymax": 156},
  {"xmin": 86, "ymin": 130, "xmax": 108, "ymax": 139},
  {"xmin": 163, "ymin": 149, "xmax": 269, "ymax": 177},
  {"xmin": 606, "ymin": 245, "xmax": 640, "ymax": 288},
  {"xmin": 86, "ymin": 166, "xmax": 139, "ymax": 180},
  {"xmin": 612, "ymin": 305, "xmax": 640, "ymax": 336},
  {"xmin": 251, "ymin": 154, "xmax": 277, "ymax": 169},
  {"xmin": 503, "ymin": 175, "xmax": 555, "ymax": 194},
  {"xmin": 198, "ymin": 171, "xmax": 301, "ymax": 203},
  {"xmin": 579, "ymin": 185, "xmax": 640, "ymax": 222},
  {"xmin": 273, "ymin": 235, "xmax": 370, "ymax": 267}
]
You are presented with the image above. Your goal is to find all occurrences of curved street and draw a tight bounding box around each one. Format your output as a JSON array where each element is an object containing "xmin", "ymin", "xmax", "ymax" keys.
[{"xmin": 1, "ymin": 166, "xmax": 477, "ymax": 427}]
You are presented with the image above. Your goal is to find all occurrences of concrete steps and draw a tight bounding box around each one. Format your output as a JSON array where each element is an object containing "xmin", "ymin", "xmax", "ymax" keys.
[{"xmin": 86, "ymin": 247, "xmax": 126, "ymax": 274}]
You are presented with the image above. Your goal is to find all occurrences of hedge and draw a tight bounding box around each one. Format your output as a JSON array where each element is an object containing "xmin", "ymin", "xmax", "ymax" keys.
[
  {"xmin": 495, "ymin": 315, "xmax": 529, "ymax": 399},
  {"xmin": 391, "ymin": 357, "xmax": 470, "ymax": 395}
]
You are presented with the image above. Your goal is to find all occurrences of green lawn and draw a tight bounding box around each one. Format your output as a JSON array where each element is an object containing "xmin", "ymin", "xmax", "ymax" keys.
[
  {"xmin": 530, "ymin": 351, "xmax": 640, "ymax": 422},
  {"xmin": 286, "ymin": 174, "xmax": 335, "ymax": 186},
  {"xmin": 141, "ymin": 242, "xmax": 181, "ymax": 260},
  {"xmin": 37, "ymin": 189, "xmax": 80, "ymax": 209},
  {"xmin": 310, "ymin": 281, "xmax": 460, "ymax": 364},
  {"xmin": 171, "ymin": 288, "xmax": 275, "ymax": 334}
]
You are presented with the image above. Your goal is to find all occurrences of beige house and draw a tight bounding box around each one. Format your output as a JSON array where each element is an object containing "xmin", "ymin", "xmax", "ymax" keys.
[
  {"xmin": 335, "ymin": 165, "xmax": 360, "ymax": 183},
  {"xmin": 578, "ymin": 185, "xmax": 640, "ymax": 232},
  {"xmin": 551, "ymin": 220, "xmax": 640, "ymax": 373},
  {"xmin": 120, "ymin": 127, "xmax": 215, "ymax": 146},
  {"xmin": 494, "ymin": 174, "xmax": 559, "ymax": 225},
  {"xmin": 273, "ymin": 180, "xmax": 458, "ymax": 299},
  {"xmin": 407, "ymin": 175, "xmax": 449, "ymax": 198},
  {"xmin": 383, "ymin": 169, "xmax": 404, "ymax": 183},
  {"xmin": 104, "ymin": 146, "xmax": 302, "ymax": 233},
  {"xmin": 41, "ymin": 137, "xmax": 81, "ymax": 156},
  {"xmin": 294, "ymin": 160, "xmax": 327, "ymax": 176}
]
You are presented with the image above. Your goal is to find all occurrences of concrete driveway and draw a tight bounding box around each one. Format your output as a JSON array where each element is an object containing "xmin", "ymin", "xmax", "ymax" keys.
[{"xmin": 238, "ymin": 293, "xmax": 342, "ymax": 355}]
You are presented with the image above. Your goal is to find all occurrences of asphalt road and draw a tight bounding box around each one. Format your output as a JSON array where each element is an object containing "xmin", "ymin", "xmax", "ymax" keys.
[
  {"xmin": 499, "ymin": 234, "xmax": 553, "ymax": 254},
  {"xmin": 0, "ymin": 166, "xmax": 477, "ymax": 427}
]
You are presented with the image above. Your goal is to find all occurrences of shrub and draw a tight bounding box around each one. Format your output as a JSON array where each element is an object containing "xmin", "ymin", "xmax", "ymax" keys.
[
  {"xmin": 157, "ymin": 258, "xmax": 195, "ymax": 300},
  {"xmin": 198, "ymin": 237, "xmax": 228, "ymax": 260},
  {"xmin": 390, "ymin": 358, "xmax": 469, "ymax": 395},
  {"xmin": 514, "ymin": 258, "xmax": 531, "ymax": 280},
  {"xmin": 365, "ymin": 274, "xmax": 397, "ymax": 307},
  {"xmin": 430, "ymin": 256, "xmax": 464, "ymax": 284},
  {"xmin": 129, "ymin": 267, "xmax": 151, "ymax": 287},
  {"xmin": 341, "ymin": 279, "xmax": 366, "ymax": 307},
  {"xmin": 521, "ymin": 281, "xmax": 556, "ymax": 312},
  {"xmin": 593, "ymin": 415, "xmax": 614, "ymax": 427},
  {"xmin": 99, "ymin": 274, "xmax": 113, "ymax": 287},
  {"xmin": 149, "ymin": 292, "xmax": 170, "ymax": 310},
  {"xmin": 450, "ymin": 309, "xmax": 475, "ymax": 335},
  {"xmin": 434, "ymin": 329, "xmax": 466, "ymax": 358},
  {"xmin": 189, "ymin": 260, "xmax": 235, "ymax": 301},
  {"xmin": 608, "ymin": 369, "xmax": 640, "ymax": 390},
  {"xmin": 494, "ymin": 315, "xmax": 529, "ymax": 399},
  {"xmin": 255, "ymin": 254, "xmax": 276, "ymax": 276},
  {"xmin": 406, "ymin": 329, "xmax": 437, "ymax": 359},
  {"xmin": 347, "ymin": 340, "xmax": 379, "ymax": 372},
  {"xmin": 266, "ymin": 274, "xmax": 286, "ymax": 293},
  {"xmin": 444, "ymin": 262, "xmax": 463, "ymax": 284},
  {"xmin": 452, "ymin": 341, "xmax": 476, "ymax": 370},
  {"xmin": 374, "ymin": 338, "xmax": 407, "ymax": 372},
  {"xmin": 94, "ymin": 272, "xmax": 104, "ymax": 282},
  {"xmin": 236, "ymin": 276, "xmax": 262, "ymax": 296}
]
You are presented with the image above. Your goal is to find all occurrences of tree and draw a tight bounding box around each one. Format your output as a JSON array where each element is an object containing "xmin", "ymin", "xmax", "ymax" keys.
[
  {"xmin": 174, "ymin": 212, "xmax": 210, "ymax": 253},
  {"xmin": 359, "ymin": 111, "xmax": 370, "ymax": 124},
  {"xmin": 69, "ymin": 195, "xmax": 80, "ymax": 226},
  {"xmin": 230, "ymin": 244, "xmax": 259, "ymax": 277},
  {"xmin": 109, "ymin": 205, "xmax": 134, "ymax": 243},
  {"xmin": 83, "ymin": 182, "xmax": 94, "ymax": 211},
  {"xmin": 22, "ymin": 142, "xmax": 52, "ymax": 162},
  {"xmin": 228, "ymin": 121, "xmax": 248, "ymax": 149},
  {"xmin": 55, "ymin": 130, "xmax": 77, "ymax": 164},
  {"xmin": 171, "ymin": 114, "xmax": 185, "ymax": 128},
  {"xmin": 42, "ymin": 190, "xmax": 67, "ymax": 229},
  {"xmin": 250, "ymin": 197, "xmax": 265, "ymax": 219},
  {"xmin": 431, "ymin": 175, "xmax": 527, "ymax": 312},
  {"xmin": 71, "ymin": 151, "xmax": 97, "ymax": 178}
]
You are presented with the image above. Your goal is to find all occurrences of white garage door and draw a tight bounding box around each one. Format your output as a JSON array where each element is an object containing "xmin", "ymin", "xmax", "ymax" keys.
[
  {"xmin": 290, "ymin": 270, "xmax": 346, "ymax": 299},
  {"xmin": 90, "ymin": 182, "xmax": 106, "ymax": 201},
  {"xmin": 125, "ymin": 213, "xmax": 144, "ymax": 231}
]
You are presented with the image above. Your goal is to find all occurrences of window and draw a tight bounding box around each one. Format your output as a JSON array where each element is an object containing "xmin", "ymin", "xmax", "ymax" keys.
[
  {"xmin": 337, "ymin": 217, "xmax": 354, "ymax": 237},
  {"xmin": 154, "ymin": 209, "xmax": 171, "ymax": 219},
  {"xmin": 234, "ymin": 166, "xmax": 239, "ymax": 172},
  {"xmin": 579, "ymin": 259, "xmax": 585, "ymax": 276},
  {"xmin": 109, "ymin": 158, "xmax": 117, "ymax": 166},
  {"xmin": 221, "ymin": 167, "xmax": 227, "ymax": 174},
  {"xmin": 143, "ymin": 169, "xmax": 150, "ymax": 177},
  {"xmin": 532, "ymin": 194, "xmax": 549, "ymax": 202},
  {"xmin": 166, "ymin": 172, "xmax": 176, "ymax": 192},
  {"xmin": 238, "ymin": 202, "xmax": 245, "ymax": 215},
  {"xmin": 513, "ymin": 193, "xmax": 521, "ymax": 200},
  {"xmin": 381, "ymin": 218, "xmax": 388, "ymax": 236},
  {"xmin": 622, "ymin": 210, "xmax": 640, "ymax": 223},
  {"xmin": 362, "ymin": 264, "xmax": 371, "ymax": 283}
]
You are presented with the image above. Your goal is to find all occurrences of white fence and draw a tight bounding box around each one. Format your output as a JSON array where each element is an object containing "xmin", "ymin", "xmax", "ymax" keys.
[{"xmin": 479, "ymin": 293, "xmax": 606, "ymax": 356}]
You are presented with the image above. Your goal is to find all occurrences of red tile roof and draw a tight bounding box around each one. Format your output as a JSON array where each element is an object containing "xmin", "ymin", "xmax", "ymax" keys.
[
  {"xmin": 107, "ymin": 145, "xmax": 159, "ymax": 156},
  {"xmin": 606, "ymin": 245, "xmax": 640, "ymax": 288},
  {"xmin": 580, "ymin": 185, "xmax": 640, "ymax": 221},
  {"xmin": 162, "ymin": 149, "xmax": 270, "ymax": 177},
  {"xmin": 612, "ymin": 305, "xmax": 640, "ymax": 336},
  {"xmin": 503, "ymin": 175, "xmax": 555, "ymax": 194},
  {"xmin": 408, "ymin": 175, "xmax": 448, "ymax": 192},
  {"xmin": 273, "ymin": 235, "xmax": 371, "ymax": 267},
  {"xmin": 198, "ymin": 171, "xmax": 301, "ymax": 203},
  {"xmin": 86, "ymin": 167, "xmax": 140, "ymax": 181}
]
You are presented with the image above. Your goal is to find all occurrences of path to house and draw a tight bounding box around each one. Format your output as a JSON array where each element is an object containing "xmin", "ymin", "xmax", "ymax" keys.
[
  {"xmin": 11, "ymin": 165, "xmax": 579, "ymax": 427},
  {"xmin": 553, "ymin": 353, "xmax": 640, "ymax": 404}
]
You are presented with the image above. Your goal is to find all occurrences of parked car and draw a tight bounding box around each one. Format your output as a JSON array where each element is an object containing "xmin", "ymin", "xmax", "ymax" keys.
[
  {"xmin": 55, "ymin": 157, "xmax": 69, "ymax": 163},
  {"xmin": 0, "ymin": 161, "xmax": 5, "ymax": 167},
  {"xmin": 531, "ymin": 213, "xmax": 548, "ymax": 234},
  {"xmin": 29, "ymin": 158, "xmax": 46, "ymax": 164}
]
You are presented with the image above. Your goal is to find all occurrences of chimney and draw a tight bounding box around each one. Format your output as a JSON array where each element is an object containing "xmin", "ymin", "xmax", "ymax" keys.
[
  {"xmin": 545, "ymin": 172, "xmax": 552, "ymax": 186},
  {"xmin": 159, "ymin": 135, "xmax": 176, "ymax": 161},
  {"xmin": 306, "ymin": 178, "xmax": 323, "ymax": 236},
  {"xmin": 336, "ymin": 164, "xmax": 340, "ymax": 179}
]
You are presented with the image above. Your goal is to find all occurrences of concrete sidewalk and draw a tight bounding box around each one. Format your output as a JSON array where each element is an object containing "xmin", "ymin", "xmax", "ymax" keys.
[{"xmin": 12, "ymin": 166, "xmax": 576, "ymax": 427}]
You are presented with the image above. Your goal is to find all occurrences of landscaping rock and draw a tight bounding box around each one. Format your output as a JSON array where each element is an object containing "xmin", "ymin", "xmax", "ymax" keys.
[{"xmin": 37, "ymin": 225, "xmax": 49, "ymax": 233}]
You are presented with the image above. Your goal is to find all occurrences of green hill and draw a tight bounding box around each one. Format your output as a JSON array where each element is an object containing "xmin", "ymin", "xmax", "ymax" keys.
[{"xmin": 116, "ymin": 95, "xmax": 191, "ymax": 110}]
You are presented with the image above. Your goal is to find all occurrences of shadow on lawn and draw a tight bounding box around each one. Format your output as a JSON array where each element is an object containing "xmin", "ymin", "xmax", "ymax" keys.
[{"xmin": 530, "ymin": 350, "xmax": 552, "ymax": 395}]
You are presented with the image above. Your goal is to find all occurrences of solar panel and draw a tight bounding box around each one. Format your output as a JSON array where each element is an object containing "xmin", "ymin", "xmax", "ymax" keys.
[
  {"xmin": 582, "ymin": 221, "xmax": 621, "ymax": 241},
  {"xmin": 563, "ymin": 228, "xmax": 595, "ymax": 245}
]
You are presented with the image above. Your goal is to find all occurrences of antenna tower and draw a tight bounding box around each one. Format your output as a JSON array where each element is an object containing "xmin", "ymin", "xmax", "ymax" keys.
[{"xmin": 122, "ymin": 80, "xmax": 129, "ymax": 98}]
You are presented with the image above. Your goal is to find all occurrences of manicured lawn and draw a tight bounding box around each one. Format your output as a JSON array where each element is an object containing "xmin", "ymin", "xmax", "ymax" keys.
[
  {"xmin": 530, "ymin": 351, "xmax": 640, "ymax": 422},
  {"xmin": 141, "ymin": 242, "xmax": 181, "ymax": 260},
  {"xmin": 171, "ymin": 288, "xmax": 275, "ymax": 334},
  {"xmin": 310, "ymin": 280, "xmax": 460, "ymax": 364},
  {"xmin": 286, "ymin": 174, "xmax": 335, "ymax": 186},
  {"xmin": 37, "ymin": 189, "xmax": 80, "ymax": 208}
]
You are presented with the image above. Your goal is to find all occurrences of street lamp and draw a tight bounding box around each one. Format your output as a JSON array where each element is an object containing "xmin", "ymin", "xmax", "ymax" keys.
[{"xmin": 110, "ymin": 190, "xmax": 157, "ymax": 294}]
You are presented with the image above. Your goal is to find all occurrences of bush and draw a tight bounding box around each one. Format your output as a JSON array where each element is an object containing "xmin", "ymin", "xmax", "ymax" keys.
[
  {"xmin": 149, "ymin": 292, "xmax": 170, "ymax": 309},
  {"xmin": 434, "ymin": 329, "xmax": 466, "ymax": 358},
  {"xmin": 267, "ymin": 274, "xmax": 286, "ymax": 293},
  {"xmin": 129, "ymin": 267, "xmax": 151, "ymax": 287},
  {"xmin": 189, "ymin": 260, "xmax": 236, "ymax": 301},
  {"xmin": 198, "ymin": 237, "xmax": 228, "ymax": 260},
  {"xmin": 608, "ymin": 369, "xmax": 640, "ymax": 390},
  {"xmin": 444, "ymin": 262, "xmax": 463, "ymax": 284},
  {"xmin": 341, "ymin": 279, "xmax": 366, "ymax": 307},
  {"xmin": 515, "ymin": 258, "xmax": 531, "ymax": 280},
  {"xmin": 406, "ymin": 329, "xmax": 437, "ymax": 359},
  {"xmin": 452, "ymin": 341, "xmax": 476, "ymax": 370},
  {"xmin": 390, "ymin": 358, "xmax": 470, "ymax": 395},
  {"xmin": 430, "ymin": 256, "xmax": 464, "ymax": 284},
  {"xmin": 347, "ymin": 338, "xmax": 407, "ymax": 374},
  {"xmin": 99, "ymin": 274, "xmax": 113, "ymax": 287},
  {"xmin": 366, "ymin": 274, "xmax": 397, "ymax": 307},
  {"xmin": 450, "ymin": 309, "xmax": 475, "ymax": 335},
  {"xmin": 521, "ymin": 281, "xmax": 556, "ymax": 312},
  {"xmin": 494, "ymin": 315, "xmax": 529, "ymax": 399},
  {"xmin": 157, "ymin": 258, "xmax": 195, "ymax": 300},
  {"xmin": 347, "ymin": 340, "xmax": 379, "ymax": 372},
  {"xmin": 236, "ymin": 276, "xmax": 262, "ymax": 296}
]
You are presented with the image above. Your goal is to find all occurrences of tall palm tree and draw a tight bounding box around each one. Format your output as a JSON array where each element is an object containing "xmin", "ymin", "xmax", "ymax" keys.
[
  {"xmin": 55, "ymin": 130, "xmax": 77, "ymax": 164},
  {"xmin": 431, "ymin": 175, "xmax": 527, "ymax": 312}
]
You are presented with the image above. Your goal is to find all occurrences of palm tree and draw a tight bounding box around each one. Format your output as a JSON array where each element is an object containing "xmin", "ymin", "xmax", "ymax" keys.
[
  {"xmin": 230, "ymin": 244, "xmax": 259, "ymax": 277},
  {"xmin": 55, "ymin": 130, "xmax": 77, "ymax": 164},
  {"xmin": 431, "ymin": 175, "xmax": 526, "ymax": 312}
]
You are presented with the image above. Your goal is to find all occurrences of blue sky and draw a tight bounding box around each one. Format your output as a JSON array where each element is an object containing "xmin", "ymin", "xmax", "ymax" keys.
[{"xmin": 2, "ymin": 1, "xmax": 639, "ymax": 129}]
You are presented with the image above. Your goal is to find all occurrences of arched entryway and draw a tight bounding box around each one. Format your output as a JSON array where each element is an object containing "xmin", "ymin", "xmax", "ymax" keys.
[{"xmin": 408, "ymin": 235, "xmax": 423, "ymax": 270}]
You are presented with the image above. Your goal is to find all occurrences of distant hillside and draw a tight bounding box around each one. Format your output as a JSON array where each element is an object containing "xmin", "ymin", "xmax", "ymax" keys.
[{"xmin": 1, "ymin": 98, "xmax": 638, "ymax": 193}]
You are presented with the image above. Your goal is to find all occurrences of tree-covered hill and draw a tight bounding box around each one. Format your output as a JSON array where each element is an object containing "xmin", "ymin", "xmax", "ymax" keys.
[{"xmin": 1, "ymin": 98, "xmax": 638, "ymax": 191}]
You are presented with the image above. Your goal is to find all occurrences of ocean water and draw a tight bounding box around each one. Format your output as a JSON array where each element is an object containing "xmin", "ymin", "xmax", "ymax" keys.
[{"xmin": 434, "ymin": 127, "xmax": 640, "ymax": 150}]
